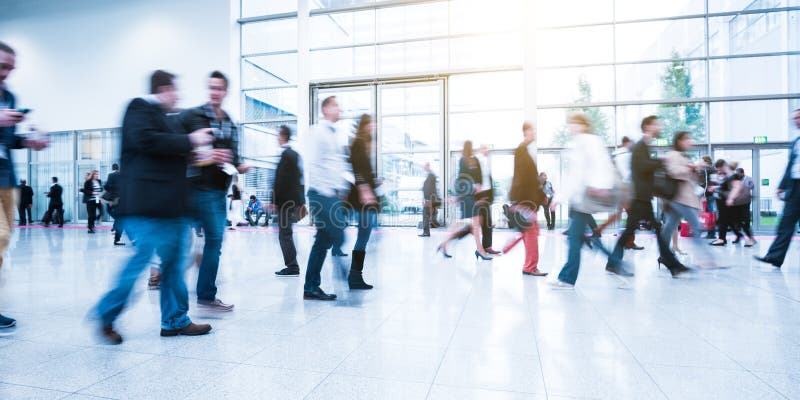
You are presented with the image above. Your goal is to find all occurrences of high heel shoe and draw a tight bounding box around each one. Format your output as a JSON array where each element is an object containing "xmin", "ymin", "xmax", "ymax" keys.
[
  {"xmin": 710, "ymin": 239, "xmax": 726, "ymax": 246},
  {"xmin": 437, "ymin": 245, "xmax": 452, "ymax": 258},
  {"xmin": 657, "ymin": 257, "xmax": 664, "ymax": 269},
  {"xmin": 744, "ymin": 239, "xmax": 757, "ymax": 247},
  {"xmin": 485, "ymin": 248, "xmax": 502, "ymax": 255},
  {"xmin": 475, "ymin": 250, "xmax": 493, "ymax": 261}
]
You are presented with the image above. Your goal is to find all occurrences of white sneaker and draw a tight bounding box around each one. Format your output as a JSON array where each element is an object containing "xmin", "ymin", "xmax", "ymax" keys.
[{"xmin": 548, "ymin": 280, "xmax": 574, "ymax": 290}]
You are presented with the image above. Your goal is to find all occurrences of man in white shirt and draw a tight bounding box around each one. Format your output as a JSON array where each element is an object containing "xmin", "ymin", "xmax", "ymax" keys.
[
  {"xmin": 756, "ymin": 108, "xmax": 800, "ymax": 268},
  {"xmin": 302, "ymin": 96, "xmax": 350, "ymax": 300}
]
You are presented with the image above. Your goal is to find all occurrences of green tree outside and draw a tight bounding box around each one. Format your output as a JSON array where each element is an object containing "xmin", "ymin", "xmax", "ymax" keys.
[
  {"xmin": 551, "ymin": 75, "xmax": 612, "ymax": 147},
  {"xmin": 656, "ymin": 50, "xmax": 705, "ymax": 144}
]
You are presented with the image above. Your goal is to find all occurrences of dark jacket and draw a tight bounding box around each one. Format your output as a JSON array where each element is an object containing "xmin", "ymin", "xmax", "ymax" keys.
[
  {"xmin": 509, "ymin": 142, "xmax": 545, "ymax": 208},
  {"xmin": 178, "ymin": 104, "xmax": 240, "ymax": 191},
  {"xmin": 47, "ymin": 183, "xmax": 63, "ymax": 207},
  {"xmin": 82, "ymin": 179, "xmax": 102, "ymax": 203},
  {"xmin": 117, "ymin": 97, "xmax": 193, "ymax": 218},
  {"xmin": 631, "ymin": 139, "xmax": 663, "ymax": 202},
  {"xmin": 457, "ymin": 155, "xmax": 482, "ymax": 199},
  {"xmin": 0, "ymin": 89, "xmax": 26, "ymax": 188},
  {"xmin": 18, "ymin": 184, "xmax": 33, "ymax": 206},
  {"xmin": 347, "ymin": 138, "xmax": 379, "ymax": 210},
  {"xmin": 779, "ymin": 136, "xmax": 800, "ymax": 196},
  {"xmin": 273, "ymin": 145, "xmax": 305, "ymax": 208},
  {"xmin": 422, "ymin": 172, "xmax": 437, "ymax": 201},
  {"xmin": 104, "ymin": 171, "xmax": 121, "ymax": 200}
]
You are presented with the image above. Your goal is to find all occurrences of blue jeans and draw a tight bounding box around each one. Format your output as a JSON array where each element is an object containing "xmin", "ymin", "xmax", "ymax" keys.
[
  {"xmin": 353, "ymin": 210, "xmax": 377, "ymax": 251},
  {"xmin": 94, "ymin": 217, "xmax": 192, "ymax": 330},
  {"xmin": 305, "ymin": 190, "xmax": 347, "ymax": 292},
  {"xmin": 194, "ymin": 189, "xmax": 227, "ymax": 302},
  {"xmin": 558, "ymin": 210, "xmax": 595, "ymax": 285},
  {"xmin": 661, "ymin": 201, "xmax": 714, "ymax": 264}
]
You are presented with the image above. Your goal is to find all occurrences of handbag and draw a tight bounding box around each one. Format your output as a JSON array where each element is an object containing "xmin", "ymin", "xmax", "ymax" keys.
[
  {"xmin": 653, "ymin": 168, "xmax": 679, "ymax": 200},
  {"xmin": 504, "ymin": 203, "xmax": 536, "ymax": 231},
  {"xmin": 582, "ymin": 171, "xmax": 625, "ymax": 214},
  {"xmin": 700, "ymin": 211, "xmax": 716, "ymax": 231}
]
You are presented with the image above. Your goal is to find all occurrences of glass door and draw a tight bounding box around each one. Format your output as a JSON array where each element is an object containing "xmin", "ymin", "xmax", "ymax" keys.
[{"xmin": 756, "ymin": 148, "xmax": 790, "ymax": 231}]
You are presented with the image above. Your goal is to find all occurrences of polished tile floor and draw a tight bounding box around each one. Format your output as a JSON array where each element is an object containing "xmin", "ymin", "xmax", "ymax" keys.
[{"xmin": 0, "ymin": 224, "xmax": 799, "ymax": 400}]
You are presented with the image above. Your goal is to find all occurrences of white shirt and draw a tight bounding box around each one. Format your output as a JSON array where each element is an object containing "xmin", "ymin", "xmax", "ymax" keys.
[
  {"xmin": 612, "ymin": 147, "xmax": 632, "ymax": 183},
  {"xmin": 555, "ymin": 133, "xmax": 617, "ymax": 211},
  {"xmin": 476, "ymin": 153, "xmax": 491, "ymax": 190},
  {"xmin": 303, "ymin": 119, "xmax": 350, "ymax": 197}
]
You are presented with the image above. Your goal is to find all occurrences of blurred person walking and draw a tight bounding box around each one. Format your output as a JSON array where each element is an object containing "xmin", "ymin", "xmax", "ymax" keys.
[
  {"xmin": 732, "ymin": 167, "xmax": 756, "ymax": 246},
  {"xmin": 93, "ymin": 70, "xmax": 218, "ymax": 344},
  {"xmin": 303, "ymin": 95, "xmax": 350, "ymax": 301},
  {"xmin": 0, "ymin": 41, "xmax": 49, "ymax": 329},
  {"xmin": 698, "ymin": 156, "xmax": 717, "ymax": 239},
  {"xmin": 548, "ymin": 113, "xmax": 620, "ymax": 289},
  {"xmin": 82, "ymin": 170, "xmax": 103, "ymax": 233},
  {"xmin": 660, "ymin": 132, "xmax": 718, "ymax": 267},
  {"xmin": 605, "ymin": 115, "xmax": 690, "ymax": 278},
  {"xmin": 437, "ymin": 140, "xmax": 492, "ymax": 260},
  {"xmin": 43, "ymin": 176, "xmax": 63, "ymax": 227},
  {"xmin": 709, "ymin": 160, "xmax": 752, "ymax": 246},
  {"xmin": 755, "ymin": 108, "xmax": 800, "ymax": 268},
  {"xmin": 273, "ymin": 125, "xmax": 305, "ymax": 277},
  {"xmin": 419, "ymin": 162, "xmax": 440, "ymax": 237},
  {"xmin": 17, "ymin": 179, "xmax": 32, "ymax": 226},
  {"xmin": 104, "ymin": 163, "xmax": 124, "ymax": 245},
  {"xmin": 596, "ymin": 136, "xmax": 643, "ymax": 250},
  {"xmin": 539, "ymin": 172, "xmax": 556, "ymax": 230},
  {"xmin": 346, "ymin": 114, "xmax": 379, "ymax": 289},
  {"xmin": 179, "ymin": 70, "xmax": 248, "ymax": 312},
  {"xmin": 505, "ymin": 121, "xmax": 548, "ymax": 276}
]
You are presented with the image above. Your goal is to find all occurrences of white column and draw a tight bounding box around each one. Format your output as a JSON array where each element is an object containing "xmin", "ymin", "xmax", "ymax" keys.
[
  {"xmin": 228, "ymin": 0, "xmax": 242, "ymax": 121},
  {"xmin": 297, "ymin": 0, "xmax": 311, "ymax": 143}
]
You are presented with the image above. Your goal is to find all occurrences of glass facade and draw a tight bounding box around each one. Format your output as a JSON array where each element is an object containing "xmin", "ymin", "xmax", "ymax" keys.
[{"xmin": 240, "ymin": 1, "xmax": 798, "ymax": 228}]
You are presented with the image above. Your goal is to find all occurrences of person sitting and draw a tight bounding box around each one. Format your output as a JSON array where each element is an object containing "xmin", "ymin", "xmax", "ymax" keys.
[{"xmin": 245, "ymin": 195, "xmax": 265, "ymax": 226}]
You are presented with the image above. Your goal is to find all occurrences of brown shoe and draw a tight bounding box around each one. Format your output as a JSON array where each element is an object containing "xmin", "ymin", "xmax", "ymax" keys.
[
  {"xmin": 160, "ymin": 322, "xmax": 212, "ymax": 337},
  {"xmin": 197, "ymin": 298, "xmax": 234, "ymax": 312},
  {"xmin": 523, "ymin": 269, "xmax": 548, "ymax": 277},
  {"xmin": 100, "ymin": 325, "xmax": 123, "ymax": 345}
]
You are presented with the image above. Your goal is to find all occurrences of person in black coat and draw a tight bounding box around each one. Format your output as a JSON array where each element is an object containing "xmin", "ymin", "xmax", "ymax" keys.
[
  {"xmin": 93, "ymin": 70, "xmax": 218, "ymax": 345},
  {"xmin": 606, "ymin": 115, "xmax": 689, "ymax": 278},
  {"xmin": 17, "ymin": 179, "xmax": 33, "ymax": 226},
  {"xmin": 43, "ymin": 177, "xmax": 63, "ymax": 227},
  {"xmin": 273, "ymin": 125, "xmax": 306, "ymax": 277},
  {"xmin": 82, "ymin": 170, "xmax": 102, "ymax": 233},
  {"xmin": 419, "ymin": 163, "xmax": 439, "ymax": 236}
]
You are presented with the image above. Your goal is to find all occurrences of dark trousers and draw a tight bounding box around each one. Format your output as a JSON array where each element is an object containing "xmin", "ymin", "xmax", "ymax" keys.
[
  {"xmin": 608, "ymin": 199, "xmax": 681, "ymax": 271},
  {"xmin": 108, "ymin": 204, "xmax": 123, "ymax": 242},
  {"xmin": 18, "ymin": 204, "xmax": 32, "ymax": 225},
  {"xmin": 422, "ymin": 202, "xmax": 434, "ymax": 234},
  {"xmin": 44, "ymin": 203, "xmax": 63, "ymax": 226},
  {"xmin": 732, "ymin": 204, "xmax": 754, "ymax": 239},
  {"xmin": 716, "ymin": 200, "xmax": 743, "ymax": 241},
  {"xmin": 278, "ymin": 206, "xmax": 299, "ymax": 270},
  {"xmin": 194, "ymin": 189, "xmax": 227, "ymax": 302},
  {"xmin": 543, "ymin": 205, "xmax": 555, "ymax": 229},
  {"xmin": 765, "ymin": 180, "xmax": 800, "ymax": 265},
  {"xmin": 305, "ymin": 190, "xmax": 346, "ymax": 292},
  {"xmin": 87, "ymin": 201, "xmax": 100, "ymax": 230},
  {"xmin": 479, "ymin": 202, "xmax": 492, "ymax": 249}
]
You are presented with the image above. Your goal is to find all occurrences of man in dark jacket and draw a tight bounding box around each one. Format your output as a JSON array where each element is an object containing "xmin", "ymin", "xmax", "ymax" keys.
[
  {"xmin": 17, "ymin": 179, "xmax": 33, "ymax": 226},
  {"xmin": 419, "ymin": 162, "xmax": 438, "ymax": 237},
  {"xmin": 105, "ymin": 163, "xmax": 124, "ymax": 245},
  {"xmin": 178, "ymin": 71, "xmax": 248, "ymax": 312},
  {"xmin": 509, "ymin": 121, "xmax": 547, "ymax": 276},
  {"xmin": 0, "ymin": 41, "xmax": 49, "ymax": 329},
  {"xmin": 93, "ymin": 70, "xmax": 218, "ymax": 344},
  {"xmin": 606, "ymin": 115, "xmax": 689, "ymax": 278},
  {"xmin": 273, "ymin": 125, "xmax": 305, "ymax": 277},
  {"xmin": 43, "ymin": 177, "xmax": 63, "ymax": 227}
]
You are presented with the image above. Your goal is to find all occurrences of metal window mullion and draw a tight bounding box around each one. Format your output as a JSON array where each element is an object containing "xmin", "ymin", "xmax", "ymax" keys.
[
  {"xmin": 537, "ymin": 93, "xmax": 800, "ymax": 109},
  {"xmin": 308, "ymin": 29, "xmax": 519, "ymax": 53},
  {"xmin": 309, "ymin": 0, "xmax": 448, "ymax": 16}
]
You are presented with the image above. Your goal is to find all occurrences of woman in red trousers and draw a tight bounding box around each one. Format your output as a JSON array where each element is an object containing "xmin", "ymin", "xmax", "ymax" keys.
[{"xmin": 504, "ymin": 121, "xmax": 548, "ymax": 276}]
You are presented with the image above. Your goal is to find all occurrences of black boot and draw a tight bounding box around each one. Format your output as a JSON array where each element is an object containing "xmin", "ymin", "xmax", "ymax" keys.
[{"xmin": 348, "ymin": 250, "xmax": 373, "ymax": 290}]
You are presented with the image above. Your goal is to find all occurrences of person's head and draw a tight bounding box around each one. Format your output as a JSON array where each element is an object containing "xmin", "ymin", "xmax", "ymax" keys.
[
  {"xmin": 0, "ymin": 41, "xmax": 16, "ymax": 86},
  {"xmin": 621, "ymin": 136, "xmax": 633, "ymax": 149},
  {"xmin": 91, "ymin": 170, "xmax": 99, "ymax": 179},
  {"xmin": 20, "ymin": 179, "xmax": 26, "ymax": 185},
  {"xmin": 277, "ymin": 125, "xmax": 292, "ymax": 146},
  {"xmin": 462, "ymin": 140, "xmax": 474, "ymax": 158},
  {"xmin": 356, "ymin": 114, "xmax": 373, "ymax": 144},
  {"xmin": 793, "ymin": 108, "xmax": 800, "ymax": 130},
  {"xmin": 567, "ymin": 113, "xmax": 592, "ymax": 134},
  {"xmin": 111, "ymin": 163, "xmax": 119, "ymax": 172},
  {"xmin": 423, "ymin": 162, "xmax": 431, "ymax": 172},
  {"xmin": 52, "ymin": 177, "xmax": 58, "ymax": 183},
  {"xmin": 672, "ymin": 131, "xmax": 692, "ymax": 151},
  {"xmin": 702, "ymin": 155, "xmax": 712, "ymax": 166},
  {"xmin": 84, "ymin": 172, "xmax": 91, "ymax": 180},
  {"xmin": 641, "ymin": 115, "xmax": 661, "ymax": 139},
  {"xmin": 321, "ymin": 96, "xmax": 340, "ymax": 123},
  {"xmin": 207, "ymin": 70, "xmax": 228, "ymax": 108},
  {"xmin": 522, "ymin": 121, "xmax": 536, "ymax": 144},
  {"xmin": 539, "ymin": 172, "xmax": 548, "ymax": 182},
  {"xmin": 250, "ymin": 195, "xmax": 256, "ymax": 202},
  {"xmin": 478, "ymin": 144, "xmax": 489, "ymax": 156},
  {"xmin": 715, "ymin": 159, "xmax": 731, "ymax": 174},
  {"xmin": 150, "ymin": 70, "xmax": 178, "ymax": 111},
  {"xmin": 736, "ymin": 167, "xmax": 745, "ymax": 178}
]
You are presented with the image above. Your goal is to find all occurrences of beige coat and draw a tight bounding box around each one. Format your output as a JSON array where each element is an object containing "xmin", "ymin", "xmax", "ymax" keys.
[{"xmin": 663, "ymin": 151, "xmax": 702, "ymax": 209}]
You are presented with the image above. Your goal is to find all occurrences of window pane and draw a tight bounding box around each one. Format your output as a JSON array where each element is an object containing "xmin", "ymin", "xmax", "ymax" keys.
[
  {"xmin": 314, "ymin": 88, "xmax": 373, "ymax": 121},
  {"xmin": 310, "ymin": 10, "xmax": 375, "ymax": 48},
  {"xmin": 241, "ymin": 124, "xmax": 285, "ymax": 160},
  {"xmin": 310, "ymin": 46, "xmax": 375, "ymax": 80},
  {"xmin": 616, "ymin": 18, "xmax": 705, "ymax": 62},
  {"xmin": 710, "ymin": 99, "xmax": 799, "ymax": 143},
  {"xmin": 537, "ymin": 107, "xmax": 615, "ymax": 147},
  {"xmin": 449, "ymin": 32, "xmax": 523, "ymax": 69},
  {"xmin": 243, "ymin": 88, "xmax": 298, "ymax": 122},
  {"xmin": 242, "ymin": 54, "xmax": 298, "ymax": 88},
  {"xmin": 449, "ymin": 71, "xmax": 523, "ymax": 112},
  {"xmin": 449, "ymin": 110, "xmax": 525, "ymax": 150},
  {"xmin": 616, "ymin": 59, "xmax": 706, "ymax": 101},
  {"xmin": 380, "ymin": 85, "xmax": 441, "ymax": 115},
  {"xmin": 614, "ymin": 0, "xmax": 704, "ymax": 21},
  {"xmin": 311, "ymin": 0, "xmax": 376, "ymax": 10},
  {"xmin": 377, "ymin": 40, "xmax": 448, "ymax": 75},
  {"xmin": 535, "ymin": 0, "xmax": 613, "ymax": 27},
  {"xmin": 617, "ymin": 103, "xmax": 706, "ymax": 144},
  {"xmin": 242, "ymin": 19, "xmax": 297, "ymax": 54},
  {"xmin": 380, "ymin": 115, "xmax": 440, "ymax": 153},
  {"xmin": 537, "ymin": 66, "xmax": 614, "ymax": 105},
  {"xmin": 450, "ymin": 0, "xmax": 523, "ymax": 35},
  {"xmin": 379, "ymin": 153, "xmax": 440, "ymax": 226},
  {"xmin": 537, "ymin": 26, "xmax": 614, "ymax": 67},
  {"xmin": 710, "ymin": 55, "xmax": 800, "ymax": 97},
  {"xmin": 241, "ymin": 0, "xmax": 296, "ymax": 17},
  {"xmin": 377, "ymin": 2, "xmax": 448, "ymax": 42},
  {"xmin": 709, "ymin": 0, "xmax": 800, "ymax": 13},
  {"xmin": 709, "ymin": 11, "xmax": 800, "ymax": 56}
]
